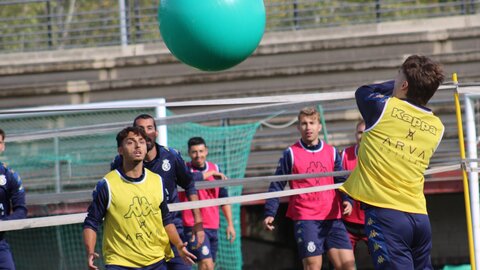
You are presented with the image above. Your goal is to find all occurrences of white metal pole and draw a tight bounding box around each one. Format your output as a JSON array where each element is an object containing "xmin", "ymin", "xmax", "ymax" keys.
[
  {"xmin": 118, "ymin": 0, "xmax": 128, "ymax": 47},
  {"xmin": 465, "ymin": 94, "xmax": 480, "ymax": 267},
  {"xmin": 54, "ymin": 136, "xmax": 61, "ymax": 193},
  {"xmin": 155, "ymin": 98, "xmax": 168, "ymax": 146}
]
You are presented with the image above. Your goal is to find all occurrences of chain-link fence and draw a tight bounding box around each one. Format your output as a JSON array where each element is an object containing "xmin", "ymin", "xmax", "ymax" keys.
[{"xmin": 0, "ymin": 0, "xmax": 478, "ymax": 53}]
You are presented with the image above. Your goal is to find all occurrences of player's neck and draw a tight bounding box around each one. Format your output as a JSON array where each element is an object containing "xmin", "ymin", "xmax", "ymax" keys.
[
  {"xmin": 122, "ymin": 161, "xmax": 144, "ymax": 178},
  {"xmin": 145, "ymin": 144, "xmax": 157, "ymax": 162},
  {"xmin": 301, "ymin": 138, "xmax": 320, "ymax": 147},
  {"xmin": 191, "ymin": 162, "xmax": 206, "ymax": 170}
]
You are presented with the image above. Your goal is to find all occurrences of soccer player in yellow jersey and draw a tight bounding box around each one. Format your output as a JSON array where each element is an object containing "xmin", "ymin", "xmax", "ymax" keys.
[
  {"xmin": 83, "ymin": 127, "xmax": 196, "ymax": 270},
  {"xmin": 339, "ymin": 55, "xmax": 445, "ymax": 270}
]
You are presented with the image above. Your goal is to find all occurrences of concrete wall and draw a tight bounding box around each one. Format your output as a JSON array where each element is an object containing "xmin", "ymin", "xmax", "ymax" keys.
[{"xmin": 0, "ymin": 15, "xmax": 480, "ymax": 108}]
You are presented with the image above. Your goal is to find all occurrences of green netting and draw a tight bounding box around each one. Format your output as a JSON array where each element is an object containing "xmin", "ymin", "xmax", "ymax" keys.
[
  {"xmin": 2, "ymin": 107, "xmax": 259, "ymax": 270},
  {"xmin": 443, "ymin": 265, "xmax": 472, "ymax": 270},
  {"xmin": 0, "ymin": 109, "xmax": 156, "ymax": 193},
  {"xmin": 168, "ymin": 120, "xmax": 260, "ymax": 270}
]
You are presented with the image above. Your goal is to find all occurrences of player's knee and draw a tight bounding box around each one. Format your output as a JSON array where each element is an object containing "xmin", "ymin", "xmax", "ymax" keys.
[
  {"xmin": 198, "ymin": 258, "xmax": 214, "ymax": 270},
  {"xmin": 302, "ymin": 256, "xmax": 322, "ymax": 270}
]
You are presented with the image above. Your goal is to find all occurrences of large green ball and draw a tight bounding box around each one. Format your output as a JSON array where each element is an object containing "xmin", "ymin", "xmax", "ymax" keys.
[{"xmin": 158, "ymin": 0, "xmax": 266, "ymax": 71}]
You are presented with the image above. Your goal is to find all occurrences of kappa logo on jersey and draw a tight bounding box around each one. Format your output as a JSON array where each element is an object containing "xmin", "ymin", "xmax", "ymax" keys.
[
  {"xmin": 124, "ymin": 196, "xmax": 158, "ymax": 218},
  {"xmin": 391, "ymin": 107, "xmax": 437, "ymax": 135},
  {"xmin": 162, "ymin": 159, "xmax": 171, "ymax": 171},
  {"xmin": 307, "ymin": 241, "xmax": 316, "ymax": 253},
  {"xmin": 306, "ymin": 162, "xmax": 327, "ymax": 173},
  {"xmin": 0, "ymin": 175, "xmax": 6, "ymax": 186},
  {"xmin": 306, "ymin": 162, "xmax": 327, "ymax": 185}
]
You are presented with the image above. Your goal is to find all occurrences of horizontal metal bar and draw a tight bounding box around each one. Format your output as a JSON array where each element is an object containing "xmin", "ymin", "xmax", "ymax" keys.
[{"xmin": 0, "ymin": 0, "xmax": 48, "ymax": 5}]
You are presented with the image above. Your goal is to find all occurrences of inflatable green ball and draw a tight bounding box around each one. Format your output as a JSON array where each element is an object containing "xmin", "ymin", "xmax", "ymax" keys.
[{"xmin": 158, "ymin": 0, "xmax": 266, "ymax": 71}]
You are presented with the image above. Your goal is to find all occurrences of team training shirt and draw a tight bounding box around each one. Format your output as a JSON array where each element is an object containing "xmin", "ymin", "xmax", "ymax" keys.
[
  {"xmin": 111, "ymin": 143, "xmax": 202, "ymax": 230},
  {"xmin": 179, "ymin": 161, "xmax": 228, "ymax": 229},
  {"xmin": 0, "ymin": 162, "xmax": 27, "ymax": 239},
  {"xmin": 264, "ymin": 139, "xmax": 347, "ymax": 221},
  {"xmin": 339, "ymin": 81, "xmax": 444, "ymax": 214},
  {"xmin": 83, "ymin": 168, "xmax": 174, "ymax": 267},
  {"xmin": 341, "ymin": 144, "xmax": 365, "ymax": 225}
]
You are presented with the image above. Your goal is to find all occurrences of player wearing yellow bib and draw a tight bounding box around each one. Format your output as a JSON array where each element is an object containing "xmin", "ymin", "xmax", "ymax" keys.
[
  {"xmin": 339, "ymin": 55, "xmax": 445, "ymax": 270},
  {"xmin": 83, "ymin": 127, "xmax": 196, "ymax": 270}
]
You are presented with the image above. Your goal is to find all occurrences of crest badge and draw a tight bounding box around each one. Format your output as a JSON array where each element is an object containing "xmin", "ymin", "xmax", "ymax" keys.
[
  {"xmin": 0, "ymin": 175, "xmax": 6, "ymax": 186},
  {"xmin": 202, "ymin": 245, "xmax": 210, "ymax": 256},
  {"xmin": 307, "ymin": 241, "xmax": 316, "ymax": 253},
  {"xmin": 162, "ymin": 159, "xmax": 171, "ymax": 171}
]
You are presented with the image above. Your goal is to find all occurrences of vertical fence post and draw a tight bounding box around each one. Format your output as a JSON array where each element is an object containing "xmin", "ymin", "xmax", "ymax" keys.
[
  {"xmin": 45, "ymin": 0, "xmax": 53, "ymax": 49},
  {"xmin": 317, "ymin": 105, "xmax": 328, "ymax": 143},
  {"xmin": 54, "ymin": 136, "xmax": 61, "ymax": 193},
  {"xmin": 465, "ymin": 94, "xmax": 480, "ymax": 268},
  {"xmin": 293, "ymin": 0, "xmax": 299, "ymax": 30},
  {"xmin": 119, "ymin": 0, "xmax": 128, "ymax": 47},
  {"xmin": 155, "ymin": 98, "xmax": 168, "ymax": 146},
  {"xmin": 375, "ymin": 0, "xmax": 381, "ymax": 23},
  {"xmin": 134, "ymin": 0, "xmax": 141, "ymax": 41},
  {"xmin": 461, "ymin": 0, "xmax": 467, "ymax": 15}
]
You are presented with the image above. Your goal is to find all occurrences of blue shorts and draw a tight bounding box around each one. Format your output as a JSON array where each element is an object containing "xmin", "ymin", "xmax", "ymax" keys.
[
  {"xmin": 365, "ymin": 207, "xmax": 433, "ymax": 270},
  {"xmin": 294, "ymin": 219, "xmax": 352, "ymax": 259},
  {"xmin": 0, "ymin": 239, "xmax": 15, "ymax": 270},
  {"xmin": 106, "ymin": 259, "xmax": 166, "ymax": 270},
  {"xmin": 184, "ymin": 227, "xmax": 218, "ymax": 262}
]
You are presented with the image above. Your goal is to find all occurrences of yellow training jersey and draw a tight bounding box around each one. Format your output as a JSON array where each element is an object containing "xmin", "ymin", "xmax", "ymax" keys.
[
  {"xmin": 102, "ymin": 169, "xmax": 173, "ymax": 267},
  {"xmin": 340, "ymin": 97, "xmax": 444, "ymax": 214}
]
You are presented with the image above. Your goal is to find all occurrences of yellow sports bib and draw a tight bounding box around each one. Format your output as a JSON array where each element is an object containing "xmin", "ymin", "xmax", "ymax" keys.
[
  {"xmin": 340, "ymin": 97, "xmax": 444, "ymax": 214},
  {"xmin": 102, "ymin": 169, "xmax": 173, "ymax": 267}
]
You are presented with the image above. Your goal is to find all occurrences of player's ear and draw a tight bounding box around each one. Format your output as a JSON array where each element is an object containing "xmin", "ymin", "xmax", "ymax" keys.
[
  {"xmin": 117, "ymin": 146, "xmax": 123, "ymax": 156},
  {"xmin": 401, "ymin": 80, "xmax": 409, "ymax": 92}
]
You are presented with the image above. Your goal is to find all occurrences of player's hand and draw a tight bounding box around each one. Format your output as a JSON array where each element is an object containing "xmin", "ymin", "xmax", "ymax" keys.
[
  {"xmin": 192, "ymin": 222, "xmax": 205, "ymax": 249},
  {"xmin": 213, "ymin": 172, "xmax": 227, "ymax": 180},
  {"xmin": 177, "ymin": 242, "xmax": 197, "ymax": 265},
  {"xmin": 263, "ymin": 216, "xmax": 275, "ymax": 231},
  {"xmin": 87, "ymin": 252, "xmax": 99, "ymax": 270},
  {"xmin": 343, "ymin": 201, "xmax": 353, "ymax": 216},
  {"xmin": 226, "ymin": 224, "xmax": 236, "ymax": 243}
]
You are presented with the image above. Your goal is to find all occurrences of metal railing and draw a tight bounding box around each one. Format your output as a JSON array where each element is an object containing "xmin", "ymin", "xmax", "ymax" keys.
[{"xmin": 0, "ymin": 0, "xmax": 478, "ymax": 53}]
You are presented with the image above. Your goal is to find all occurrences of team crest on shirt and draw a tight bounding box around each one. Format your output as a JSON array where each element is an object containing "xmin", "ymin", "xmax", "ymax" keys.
[
  {"xmin": 201, "ymin": 245, "xmax": 210, "ymax": 256},
  {"xmin": 0, "ymin": 175, "xmax": 6, "ymax": 186},
  {"xmin": 307, "ymin": 241, "xmax": 316, "ymax": 253},
  {"xmin": 162, "ymin": 159, "xmax": 171, "ymax": 171}
]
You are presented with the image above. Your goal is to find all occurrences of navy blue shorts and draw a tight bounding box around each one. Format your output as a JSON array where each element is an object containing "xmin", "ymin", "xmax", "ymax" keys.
[
  {"xmin": 294, "ymin": 219, "xmax": 352, "ymax": 259},
  {"xmin": 106, "ymin": 259, "xmax": 166, "ymax": 270},
  {"xmin": 365, "ymin": 207, "xmax": 433, "ymax": 270},
  {"xmin": 184, "ymin": 227, "xmax": 218, "ymax": 262},
  {"xmin": 0, "ymin": 239, "xmax": 15, "ymax": 270}
]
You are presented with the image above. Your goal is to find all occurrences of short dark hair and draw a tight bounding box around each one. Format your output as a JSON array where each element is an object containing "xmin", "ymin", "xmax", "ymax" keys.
[
  {"xmin": 0, "ymin": 129, "xmax": 5, "ymax": 140},
  {"xmin": 188, "ymin": 137, "xmax": 207, "ymax": 150},
  {"xmin": 116, "ymin": 126, "xmax": 148, "ymax": 147},
  {"xmin": 402, "ymin": 55, "xmax": 445, "ymax": 106},
  {"xmin": 133, "ymin": 114, "xmax": 157, "ymax": 130}
]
